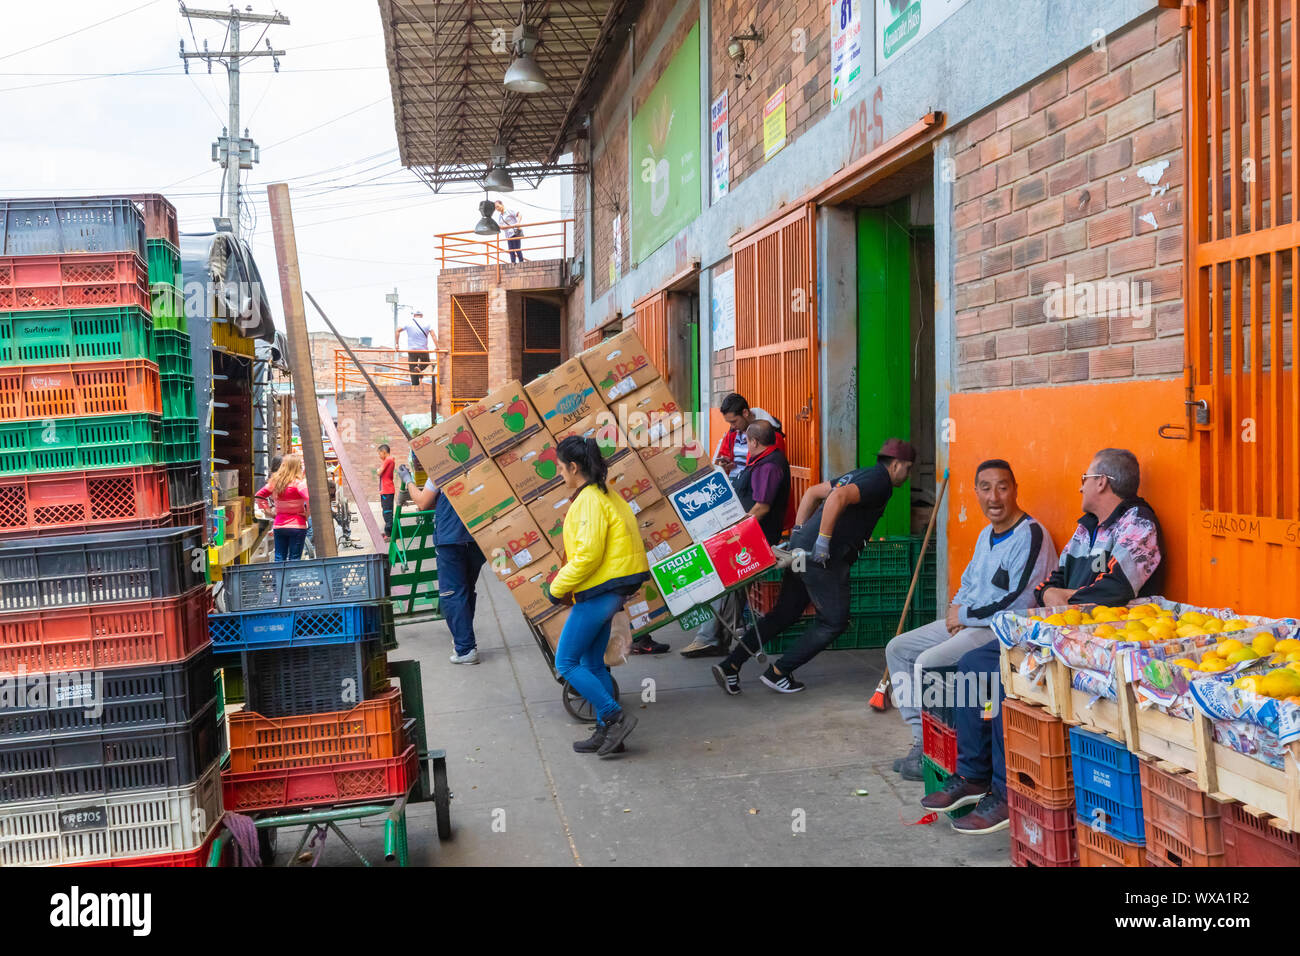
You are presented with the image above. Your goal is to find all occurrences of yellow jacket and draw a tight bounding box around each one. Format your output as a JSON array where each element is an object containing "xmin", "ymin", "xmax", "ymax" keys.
[{"xmin": 548, "ymin": 482, "xmax": 650, "ymax": 601}]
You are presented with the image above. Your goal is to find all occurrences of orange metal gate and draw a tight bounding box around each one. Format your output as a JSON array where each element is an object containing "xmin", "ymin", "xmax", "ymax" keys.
[
  {"xmin": 1185, "ymin": 0, "xmax": 1300, "ymax": 615},
  {"xmin": 629, "ymin": 290, "xmax": 671, "ymax": 381},
  {"xmin": 450, "ymin": 292, "xmax": 488, "ymax": 412},
  {"xmin": 731, "ymin": 202, "xmax": 821, "ymax": 505}
]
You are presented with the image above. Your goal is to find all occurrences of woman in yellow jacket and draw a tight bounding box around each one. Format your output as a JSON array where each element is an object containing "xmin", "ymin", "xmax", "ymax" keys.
[{"xmin": 547, "ymin": 436, "xmax": 650, "ymax": 757}]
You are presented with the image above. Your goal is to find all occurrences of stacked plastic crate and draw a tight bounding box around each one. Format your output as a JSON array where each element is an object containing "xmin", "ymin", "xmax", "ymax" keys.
[
  {"xmin": 1070, "ymin": 726, "xmax": 1147, "ymax": 866},
  {"xmin": 209, "ymin": 556, "xmax": 417, "ymax": 819},
  {"xmin": 1003, "ymin": 698, "xmax": 1078, "ymax": 865},
  {"xmin": 916, "ymin": 664, "xmax": 971, "ymax": 821},
  {"xmin": 0, "ymin": 196, "xmax": 220, "ymax": 866}
]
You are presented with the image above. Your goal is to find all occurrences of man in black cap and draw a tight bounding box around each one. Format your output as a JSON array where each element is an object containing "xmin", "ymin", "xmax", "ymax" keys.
[{"xmin": 712, "ymin": 438, "xmax": 916, "ymax": 695}]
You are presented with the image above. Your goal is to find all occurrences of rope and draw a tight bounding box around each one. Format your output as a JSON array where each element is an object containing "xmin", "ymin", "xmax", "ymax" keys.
[{"xmin": 221, "ymin": 812, "xmax": 262, "ymax": 867}]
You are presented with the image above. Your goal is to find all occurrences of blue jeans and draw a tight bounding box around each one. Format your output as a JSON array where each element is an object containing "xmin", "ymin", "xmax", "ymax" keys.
[
  {"xmin": 438, "ymin": 541, "xmax": 485, "ymax": 655},
  {"xmin": 274, "ymin": 527, "xmax": 307, "ymax": 562},
  {"xmin": 954, "ymin": 641, "xmax": 1006, "ymax": 798},
  {"xmin": 554, "ymin": 590, "xmax": 623, "ymax": 723}
]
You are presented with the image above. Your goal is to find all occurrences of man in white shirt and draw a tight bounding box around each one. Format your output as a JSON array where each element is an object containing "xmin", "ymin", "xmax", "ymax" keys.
[
  {"xmin": 494, "ymin": 201, "xmax": 524, "ymax": 263},
  {"xmin": 395, "ymin": 311, "xmax": 433, "ymax": 386}
]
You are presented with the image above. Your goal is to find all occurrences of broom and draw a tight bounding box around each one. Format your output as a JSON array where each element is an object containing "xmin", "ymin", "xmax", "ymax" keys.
[{"xmin": 869, "ymin": 468, "xmax": 949, "ymax": 712}]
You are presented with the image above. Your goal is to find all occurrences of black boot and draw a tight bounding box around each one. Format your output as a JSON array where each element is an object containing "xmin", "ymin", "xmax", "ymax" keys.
[
  {"xmin": 574, "ymin": 722, "xmax": 625, "ymax": 754},
  {"xmin": 597, "ymin": 709, "xmax": 638, "ymax": 756}
]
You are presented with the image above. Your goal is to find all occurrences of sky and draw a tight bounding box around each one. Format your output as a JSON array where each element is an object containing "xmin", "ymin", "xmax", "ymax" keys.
[{"xmin": 0, "ymin": 0, "xmax": 566, "ymax": 345}]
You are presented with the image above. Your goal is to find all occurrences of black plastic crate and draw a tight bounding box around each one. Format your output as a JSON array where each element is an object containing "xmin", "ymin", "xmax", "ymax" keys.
[
  {"xmin": 165, "ymin": 461, "xmax": 203, "ymax": 510},
  {"xmin": 0, "ymin": 698, "xmax": 219, "ymax": 805},
  {"xmin": 0, "ymin": 525, "xmax": 205, "ymax": 613},
  {"xmin": 920, "ymin": 663, "xmax": 958, "ymax": 727},
  {"xmin": 0, "ymin": 647, "xmax": 215, "ymax": 743},
  {"xmin": 0, "ymin": 197, "xmax": 146, "ymax": 257},
  {"xmin": 243, "ymin": 639, "xmax": 388, "ymax": 718},
  {"xmin": 220, "ymin": 553, "xmax": 390, "ymax": 611}
]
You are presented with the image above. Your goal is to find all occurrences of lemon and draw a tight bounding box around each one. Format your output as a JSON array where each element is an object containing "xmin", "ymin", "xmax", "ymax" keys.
[
  {"xmin": 1094, "ymin": 624, "xmax": 1117, "ymax": 638},
  {"xmin": 1063, "ymin": 609, "xmax": 1084, "ymax": 626},
  {"xmin": 1253, "ymin": 634, "xmax": 1278, "ymax": 657},
  {"xmin": 1275, "ymin": 638, "xmax": 1300, "ymax": 653},
  {"xmin": 1226, "ymin": 647, "xmax": 1261, "ymax": 664},
  {"xmin": 1180, "ymin": 610, "xmax": 1208, "ymax": 626},
  {"xmin": 1260, "ymin": 669, "xmax": 1300, "ymax": 700},
  {"xmin": 1170, "ymin": 657, "xmax": 1197, "ymax": 668},
  {"xmin": 1289, "ymin": 662, "xmax": 1300, "ymax": 673},
  {"xmin": 1201, "ymin": 618, "xmax": 1224, "ymax": 634},
  {"xmin": 1045, "ymin": 613, "xmax": 1066, "ymax": 626},
  {"xmin": 1286, "ymin": 652, "xmax": 1300, "ymax": 663},
  {"xmin": 1178, "ymin": 625, "xmax": 1208, "ymax": 638},
  {"xmin": 1224, "ymin": 619, "xmax": 1252, "ymax": 633},
  {"xmin": 1129, "ymin": 604, "xmax": 1155, "ymax": 618},
  {"xmin": 1234, "ymin": 675, "xmax": 1262, "ymax": 694},
  {"xmin": 1200, "ymin": 658, "xmax": 1231, "ymax": 672},
  {"xmin": 1217, "ymin": 638, "xmax": 1246, "ymax": 656}
]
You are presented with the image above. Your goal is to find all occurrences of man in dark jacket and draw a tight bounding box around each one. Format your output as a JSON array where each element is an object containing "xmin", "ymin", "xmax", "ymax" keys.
[{"xmin": 712, "ymin": 438, "xmax": 914, "ymax": 695}]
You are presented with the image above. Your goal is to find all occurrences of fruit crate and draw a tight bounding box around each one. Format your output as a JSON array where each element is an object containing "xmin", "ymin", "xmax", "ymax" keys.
[
  {"xmin": 209, "ymin": 601, "xmax": 387, "ymax": 653},
  {"xmin": 221, "ymin": 742, "xmax": 417, "ymax": 813},
  {"xmin": 120, "ymin": 194, "xmax": 179, "ymax": 247},
  {"xmin": 0, "ymin": 304, "xmax": 153, "ymax": 366},
  {"xmin": 1139, "ymin": 761, "xmax": 1224, "ymax": 867},
  {"xmin": 1076, "ymin": 822, "xmax": 1147, "ymax": 867},
  {"xmin": 0, "ymin": 197, "xmax": 145, "ymax": 256},
  {"xmin": 920, "ymin": 663, "xmax": 957, "ymax": 726},
  {"xmin": 161, "ymin": 370, "xmax": 196, "ymax": 420},
  {"xmin": 222, "ymin": 553, "xmax": 390, "ymax": 611},
  {"xmin": 1221, "ymin": 802, "xmax": 1300, "ymax": 866},
  {"xmin": 0, "ymin": 358, "xmax": 160, "ymax": 422},
  {"xmin": 0, "ymin": 761, "xmax": 221, "ymax": 867},
  {"xmin": 0, "ymin": 584, "xmax": 208, "ymax": 674},
  {"xmin": 242, "ymin": 638, "xmax": 389, "ymax": 719},
  {"xmin": 0, "ymin": 524, "xmax": 204, "ymax": 613},
  {"xmin": 0, "ymin": 413, "xmax": 162, "ymax": 476},
  {"xmin": 1004, "ymin": 697, "xmax": 1075, "ymax": 810},
  {"xmin": 0, "ymin": 464, "xmax": 169, "ymax": 537},
  {"xmin": 226, "ymin": 687, "xmax": 407, "ymax": 773},
  {"xmin": 161, "ymin": 417, "xmax": 200, "ymax": 463},
  {"xmin": 165, "ymin": 461, "xmax": 203, "ymax": 510},
  {"xmin": 921, "ymin": 712, "xmax": 957, "ymax": 775},
  {"xmin": 1008, "ymin": 786, "xmax": 1079, "ymax": 865},
  {"xmin": 145, "ymin": 239, "xmax": 180, "ymax": 286},
  {"xmin": 212, "ymin": 318, "xmax": 255, "ymax": 357},
  {"xmin": 149, "ymin": 282, "xmax": 185, "ymax": 333},
  {"xmin": 0, "ymin": 646, "xmax": 215, "ymax": 743},
  {"xmin": 0, "ymin": 253, "xmax": 150, "ymax": 314},
  {"xmin": 851, "ymin": 536, "xmax": 914, "ymax": 578},
  {"xmin": 0, "ymin": 697, "xmax": 220, "ymax": 805},
  {"xmin": 1070, "ymin": 726, "xmax": 1145, "ymax": 844},
  {"xmin": 921, "ymin": 754, "xmax": 974, "ymax": 819},
  {"xmin": 152, "ymin": 328, "xmax": 190, "ymax": 376}
]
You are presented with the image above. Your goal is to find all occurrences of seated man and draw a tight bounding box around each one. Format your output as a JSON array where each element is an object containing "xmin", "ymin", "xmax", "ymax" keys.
[
  {"xmin": 924, "ymin": 447, "xmax": 1164, "ymax": 834},
  {"xmin": 885, "ymin": 459, "xmax": 1056, "ymax": 780}
]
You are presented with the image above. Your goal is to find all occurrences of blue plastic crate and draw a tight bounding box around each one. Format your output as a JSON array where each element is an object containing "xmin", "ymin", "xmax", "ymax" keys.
[
  {"xmin": 1070, "ymin": 726, "xmax": 1144, "ymax": 844},
  {"xmin": 208, "ymin": 601, "xmax": 384, "ymax": 653}
]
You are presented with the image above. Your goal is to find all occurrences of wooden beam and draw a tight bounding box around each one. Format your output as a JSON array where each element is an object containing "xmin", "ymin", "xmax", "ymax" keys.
[{"xmin": 267, "ymin": 183, "xmax": 337, "ymax": 558}]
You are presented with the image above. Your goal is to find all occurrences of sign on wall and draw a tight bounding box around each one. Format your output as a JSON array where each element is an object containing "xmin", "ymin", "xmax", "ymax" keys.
[
  {"xmin": 762, "ymin": 86, "xmax": 786, "ymax": 160},
  {"xmin": 876, "ymin": 0, "xmax": 974, "ymax": 69},
  {"xmin": 711, "ymin": 268, "xmax": 735, "ymax": 351},
  {"xmin": 830, "ymin": 0, "xmax": 864, "ymax": 109},
  {"xmin": 612, "ymin": 213, "xmax": 622, "ymax": 284},
  {"xmin": 631, "ymin": 23, "xmax": 701, "ymax": 264},
  {"xmin": 711, "ymin": 90, "xmax": 730, "ymax": 201}
]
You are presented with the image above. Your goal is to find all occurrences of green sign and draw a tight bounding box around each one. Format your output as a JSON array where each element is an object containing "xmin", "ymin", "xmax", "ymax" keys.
[
  {"xmin": 630, "ymin": 23, "xmax": 701, "ymax": 264},
  {"xmin": 677, "ymin": 604, "xmax": 715, "ymax": 630}
]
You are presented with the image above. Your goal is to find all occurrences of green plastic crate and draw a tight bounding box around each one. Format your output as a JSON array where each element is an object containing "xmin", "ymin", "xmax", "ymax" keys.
[
  {"xmin": 161, "ymin": 416, "xmax": 201, "ymax": 463},
  {"xmin": 0, "ymin": 413, "xmax": 162, "ymax": 475},
  {"xmin": 152, "ymin": 328, "xmax": 192, "ymax": 377},
  {"xmin": 149, "ymin": 281, "xmax": 186, "ymax": 333},
  {"xmin": 922, "ymin": 754, "xmax": 974, "ymax": 819},
  {"xmin": 161, "ymin": 371, "xmax": 197, "ymax": 420},
  {"xmin": 146, "ymin": 238, "xmax": 181, "ymax": 285},
  {"xmin": 0, "ymin": 306, "xmax": 153, "ymax": 367},
  {"xmin": 851, "ymin": 536, "xmax": 914, "ymax": 578}
]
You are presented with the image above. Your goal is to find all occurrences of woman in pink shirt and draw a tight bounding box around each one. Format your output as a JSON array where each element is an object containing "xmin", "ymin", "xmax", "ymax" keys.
[{"xmin": 255, "ymin": 454, "xmax": 311, "ymax": 561}]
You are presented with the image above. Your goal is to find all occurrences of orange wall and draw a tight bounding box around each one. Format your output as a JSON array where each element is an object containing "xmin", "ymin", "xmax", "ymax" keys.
[{"xmin": 946, "ymin": 378, "xmax": 1189, "ymax": 603}]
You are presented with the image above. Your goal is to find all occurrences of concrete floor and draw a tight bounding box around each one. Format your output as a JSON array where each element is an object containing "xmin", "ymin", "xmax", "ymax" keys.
[{"xmin": 285, "ymin": 564, "xmax": 1011, "ymax": 867}]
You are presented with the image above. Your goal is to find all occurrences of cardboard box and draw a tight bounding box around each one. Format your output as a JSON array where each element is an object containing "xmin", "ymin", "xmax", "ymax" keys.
[
  {"xmin": 618, "ymin": 379, "xmax": 686, "ymax": 448},
  {"xmin": 410, "ymin": 411, "xmax": 485, "ymax": 486},
  {"xmin": 526, "ymin": 358, "xmax": 601, "ymax": 435},
  {"xmin": 503, "ymin": 550, "xmax": 564, "ymax": 622},
  {"xmin": 626, "ymin": 580, "xmax": 672, "ymax": 637},
  {"xmin": 581, "ymin": 328, "xmax": 660, "ymax": 402},
  {"xmin": 538, "ymin": 609, "xmax": 568, "ymax": 651},
  {"xmin": 553, "ymin": 407, "xmax": 627, "ymax": 462},
  {"xmin": 527, "ymin": 481, "xmax": 576, "ymax": 559},
  {"xmin": 702, "ymin": 515, "xmax": 777, "ymax": 589},
  {"xmin": 633, "ymin": 498, "xmax": 693, "ymax": 564},
  {"xmin": 495, "ymin": 430, "xmax": 563, "ymax": 503},
  {"xmin": 466, "ymin": 381, "xmax": 543, "ymax": 456},
  {"xmin": 637, "ymin": 436, "xmax": 711, "ymax": 493},
  {"xmin": 665, "ymin": 466, "xmax": 746, "ymax": 541},
  {"xmin": 649, "ymin": 543, "xmax": 725, "ymax": 617},
  {"xmin": 475, "ymin": 505, "xmax": 547, "ymax": 580},
  {"xmin": 604, "ymin": 452, "xmax": 661, "ymax": 516},
  {"xmin": 223, "ymin": 497, "xmax": 247, "ymax": 532},
  {"xmin": 442, "ymin": 458, "xmax": 517, "ymax": 536}
]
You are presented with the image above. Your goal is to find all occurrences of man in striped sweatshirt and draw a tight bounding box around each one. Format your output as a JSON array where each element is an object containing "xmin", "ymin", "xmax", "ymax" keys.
[{"xmin": 885, "ymin": 459, "xmax": 1056, "ymax": 781}]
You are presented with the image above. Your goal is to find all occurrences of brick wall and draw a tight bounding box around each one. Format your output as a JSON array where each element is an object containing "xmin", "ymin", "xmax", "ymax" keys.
[
  {"xmin": 710, "ymin": 257, "xmax": 735, "ymax": 399},
  {"xmin": 591, "ymin": 42, "xmax": 632, "ymax": 298},
  {"xmin": 333, "ymin": 388, "xmax": 435, "ymax": 503},
  {"xmin": 951, "ymin": 9, "xmax": 1185, "ymax": 391}
]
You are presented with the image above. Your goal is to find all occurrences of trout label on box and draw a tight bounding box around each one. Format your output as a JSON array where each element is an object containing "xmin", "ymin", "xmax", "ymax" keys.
[
  {"xmin": 667, "ymin": 467, "xmax": 745, "ymax": 540},
  {"xmin": 650, "ymin": 543, "xmax": 724, "ymax": 617}
]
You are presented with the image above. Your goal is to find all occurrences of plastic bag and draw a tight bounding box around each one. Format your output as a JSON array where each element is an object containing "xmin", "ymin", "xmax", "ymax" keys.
[{"xmin": 605, "ymin": 610, "xmax": 632, "ymax": 668}]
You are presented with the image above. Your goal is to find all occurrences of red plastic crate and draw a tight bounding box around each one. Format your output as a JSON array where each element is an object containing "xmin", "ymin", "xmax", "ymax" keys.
[
  {"xmin": 122, "ymin": 194, "xmax": 179, "ymax": 247},
  {"xmin": 1077, "ymin": 822, "xmax": 1147, "ymax": 867},
  {"xmin": 746, "ymin": 576, "xmax": 811, "ymax": 618},
  {"xmin": 1003, "ymin": 697, "xmax": 1074, "ymax": 809},
  {"xmin": 921, "ymin": 712, "xmax": 957, "ymax": 775},
  {"xmin": 226, "ymin": 688, "xmax": 406, "ymax": 773},
  {"xmin": 0, "ymin": 585, "xmax": 208, "ymax": 674},
  {"xmin": 1221, "ymin": 803, "xmax": 1300, "ymax": 867},
  {"xmin": 0, "ymin": 464, "xmax": 169, "ymax": 536},
  {"xmin": 1007, "ymin": 787, "xmax": 1077, "ymax": 864},
  {"xmin": 0, "ymin": 359, "xmax": 160, "ymax": 422},
  {"xmin": 0, "ymin": 252, "xmax": 149, "ymax": 312},
  {"xmin": 221, "ymin": 744, "xmax": 418, "ymax": 812},
  {"xmin": 1139, "ymin": 761, "xmax": 1224, "ymax": 867},
  {"xmin": 1010, "ymin": 830, "xmax": 1079, "ymax": 867}
]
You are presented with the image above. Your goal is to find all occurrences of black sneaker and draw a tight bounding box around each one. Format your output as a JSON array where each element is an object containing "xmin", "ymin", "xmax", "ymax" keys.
[
  {"xmin": 897, "ymin": 742, "xmax": 924, "ymax": 781},
  {"xmin": 573, "ymin": 724, "xmax": 607, "ymax": 754},
  {"xmin": 597, "ymin": 709, "xmax": 638, "ymax": 756},
  {"xmin": 712, "ymin": 663, "xmax": 742, "ymax": 696},
  {"xmin": 631, "ymin": 637, "xmax": 670, "ymax": 655},
  {"xmin": 893, "ymin": 741, "xmax": 923, "ymax": 773},
  {"xmin": 919, "ymin": 775, "xmax": 989, "ymax": 813},
  {"xmin": 951, "ymin": 791, "xmax": 1010, "ymax": 834},
  {"xmin": 759, "ymin": 665, "xmax": 805, "ymax": 694}
]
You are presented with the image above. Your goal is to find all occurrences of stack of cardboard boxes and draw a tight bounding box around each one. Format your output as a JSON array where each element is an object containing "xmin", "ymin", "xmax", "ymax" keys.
[{"xmin": 411, "ymin": 329, "xmax": 776, "ymax": 655}]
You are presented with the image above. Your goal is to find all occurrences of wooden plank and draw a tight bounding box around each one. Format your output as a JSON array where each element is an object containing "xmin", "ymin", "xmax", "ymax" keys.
[
  {"xmin": 1192, "ymin": 710, "xmax": 1220, "ymax": 794},
  {"xmin": 1113, "ymin": 652, "xmax": 1141, "ymax": 752},
  {"xmin": 318, "ymin": 397, "xmax": 385, "ymax": 552}
]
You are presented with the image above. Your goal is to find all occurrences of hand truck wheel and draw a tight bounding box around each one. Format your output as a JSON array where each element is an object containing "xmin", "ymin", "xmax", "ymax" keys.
[
  {"xmin": 432, "ymin": 754, "xmax": 452, "ymax": 840},
  {"xmin": 561, "ymin": 675, "xmax": 620, "ymax": 722}
]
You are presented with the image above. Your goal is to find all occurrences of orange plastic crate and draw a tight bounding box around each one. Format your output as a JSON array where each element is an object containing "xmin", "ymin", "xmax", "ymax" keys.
[
  {"xmin": 227, "ymin": 688, "xmax": 407, "ymax": 773},
  {"xmin": 1003, "ymin": 697, "xmax": 1074, "ymax": 809},
  {"xmin": 0, "ymin": 464, "xmax": 169, "ymax": 536},
  {"xmin": 0, "ymin": 585, "xmax": 207, "ymax": 674},
  {"xmin": 0, "ymin": 358, "xmax": 160, "ymax": 422},
  {"xmin": 0, "ymin": 252, "xmax": 149, "ymax": 312},
  {"xmin": 221, "ymin": 744, "xmax": 419, "ymax": 812},
  {"xmin": 1077, "ymin": 822, "xmax": 1147, "ymax": 867},
  {"xmin": 1139, "ymin": 761, "xmax": 1224, "ymax": 867}
]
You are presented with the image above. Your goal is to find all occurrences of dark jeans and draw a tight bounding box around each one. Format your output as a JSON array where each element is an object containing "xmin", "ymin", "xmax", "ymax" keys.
[
  {"xmin": 437, "ymin": 541, "xmax": 485, "ymax": 655},
  {"xmin": 954, "ymin": 641, "xmax": 1006, "ymax": 798},
  {"xmin": 507, "ymin": 237, "xmax": 523, "ymax": 262},
  {"xmin": 725, "ymin": 560, "xmax": 851, "ymax": 673},
  {"xmin": 273, "ymin": 527, "xmax": 307, "ymax": 562},
  {"xmin": 407, "ymin": 350, "xmax": 430, "ymax": 386},
  {"xmin": 381, "ymin": 493, "xmax": 394, "ymax": 536}
]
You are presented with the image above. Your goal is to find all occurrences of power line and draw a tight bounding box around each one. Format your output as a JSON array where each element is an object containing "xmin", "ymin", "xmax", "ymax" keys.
[
  {"xmin": 261, "ymin": 97, "xmax": 389, "ymax": 151},
  {"xmin": 0, "ymin": 0, "xmax": 163, "ymax": 63}
]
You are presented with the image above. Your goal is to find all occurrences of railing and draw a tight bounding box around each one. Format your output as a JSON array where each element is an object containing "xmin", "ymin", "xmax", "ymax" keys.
[
  {"xmin": 434, "ymin": 217, "xmax": 572, "ymax": 280},
  {"xmin": 334, "ymin": 348, "xmax": 436, "ymax": 397}
]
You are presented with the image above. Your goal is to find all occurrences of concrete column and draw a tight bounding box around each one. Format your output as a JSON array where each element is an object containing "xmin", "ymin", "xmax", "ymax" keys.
[
  {"xmin": 818, "ymin": 204, "xmax": 858, "ymax": 478},
  {"xmin": 933, "ymin": 132, "xmax": 957, "ymax": 610}
]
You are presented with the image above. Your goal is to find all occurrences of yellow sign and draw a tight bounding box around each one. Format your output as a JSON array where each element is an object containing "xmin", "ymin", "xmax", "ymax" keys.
[{"xmin": 763, "ymin": 86, "xmax": 787, "ymax": 160}]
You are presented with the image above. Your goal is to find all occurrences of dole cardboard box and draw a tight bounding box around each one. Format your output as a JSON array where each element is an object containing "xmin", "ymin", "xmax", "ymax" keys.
[
  {"xmin": 527, "ymin": 481, "xmax": 575, "ymax": 559},
  {"xmin": 526, "ymin": 357, "xmax": 600, "ymax": 435},
  {"xmin": 466, "ymin": 380, "xmax": 543, "ymax": 456},
  {"xmin": 581, "ymin": 328, "xmax": 660, "ymax": 403},
  {"xmin": 442, "ymin": 458, "xmax": 517, "ymax": 536},
  {"xmin": 626, "ymin": 580, "xmax": 672, "ymax": 637},
  {"xmin": 538, "ymin": 608, "xmax": 569, "ymax": 651},
  {"xmin": 649, "ymin": 542, "xmax": 725, "ymax": 617},
  {"xmin": 476, "ymin": 504, "xmax": 546, "ymax": 581},
  {"xmin": 665, "ymin": 466, "xmax": 746, "ymax": 541},
  {"xmin": 604, "ymin": 452, "xmax": 661, "ymax": 516},
  {"xmin": 504, "ymin": 550, "xmax": 564, "ymax": 622},
  {"xmin": 410, "ymin": 411, "xmax": 485, "ymax": 486},
  {"xmin": 495, "ymin": 430, "xmax": 563, "ymax": 503},
  {"xmin": 634, "ymin": 498, "xmax": 693, "ymax": 564},
  {"xmin": 618, "ymin": 379, "xmax": 686, "ymax": 447},
  {"xmin": 553, "ymin": 407, "xmax": 627, "ymax": 463},
  {"xmin": 702, "ymin": 515, "xmax": 776, "ymax": 590},
  {"xmin": 636, "ymin": 436, "xmax": 710, "ymax": 494}
]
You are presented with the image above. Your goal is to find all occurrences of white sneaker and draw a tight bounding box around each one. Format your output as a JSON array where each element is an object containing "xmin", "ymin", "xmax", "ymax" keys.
[{"xmin": 449, "ymin": 648, "xmax": 480, "ymax": 665}]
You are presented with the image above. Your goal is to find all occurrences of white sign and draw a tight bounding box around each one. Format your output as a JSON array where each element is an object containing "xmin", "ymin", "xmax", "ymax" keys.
[
  {"xmin": 876, "ymin": 0, "xmax": 974, "ymax": 70},
  {"xmin": 710, "ymin": 90, "xmax": 730, "ymax": 201},
  {"xmin": 668, "ymin": 466, "xmax": 746, "ymax": 540},
  {"xmin": 830, "ymin": 0, "xmax": 864, "ymax": 109},
  {"xmin": 711, "ymin": 269, "xmax": 735, "ymax": 351}
]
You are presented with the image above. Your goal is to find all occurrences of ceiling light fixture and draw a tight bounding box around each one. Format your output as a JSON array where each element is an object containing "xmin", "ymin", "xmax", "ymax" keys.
[
  {"xmin": 483, "ymin": 143, "xmax": 515, "ymax": 191},
  {"xmin": 474, "ymin": 198, "xmax": 500, "ymax": 235},
  {"xmin": 504, "ymin": 24, "xmax": 549, "ymax": 93}
]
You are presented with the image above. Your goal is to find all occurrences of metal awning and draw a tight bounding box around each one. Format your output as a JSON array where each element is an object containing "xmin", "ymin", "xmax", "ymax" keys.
[{"xmin": 379, "ymin": 0, "xmax": 640, "ymax": 190}]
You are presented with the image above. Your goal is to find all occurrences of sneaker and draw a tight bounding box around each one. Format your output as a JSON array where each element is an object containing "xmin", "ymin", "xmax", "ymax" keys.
[
  {"xmin": 919, "ymin": 775, "xmax": 989, "ymax": 813},
  {"xmin": 631, "ymin": 637, "xmax": 670, "ymax": 655},
  {"xmin": 597, "ymin": 709, "xmax": 638, "ymax": 756},
  {"xmin": 572, "ymin": 723, "xmax": 623, "ymax": 754},
  {"xmin": 449, "ymin": 648, "xmax": 480, "ymax": 665},
  {"xmin": 680, "ymin": 638, "xmax": 728, "ymax": 658},
  {"xmin": 894, "ymin": 741, "xmax": 924, "ymax": 777},
  {"xmin": 712, "ymin": 663, "xmax": 742, "ymax": 696},
  {"xmin": 759, "ymin": 665, "xmax": 805, "ymax": 694},
  {"xmin": 951, "ymin": 792, "xmax": 1010, "ymax": 834}
]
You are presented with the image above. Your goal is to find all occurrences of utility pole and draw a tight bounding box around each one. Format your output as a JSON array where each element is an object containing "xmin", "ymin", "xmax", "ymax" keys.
[
  {"xmin": 385, "ymin": 288, "xmax": 400, "ymax": 349},
  {"xmin": 179, "ymin": 3, "xmax": 288, "ymax": 241}
]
